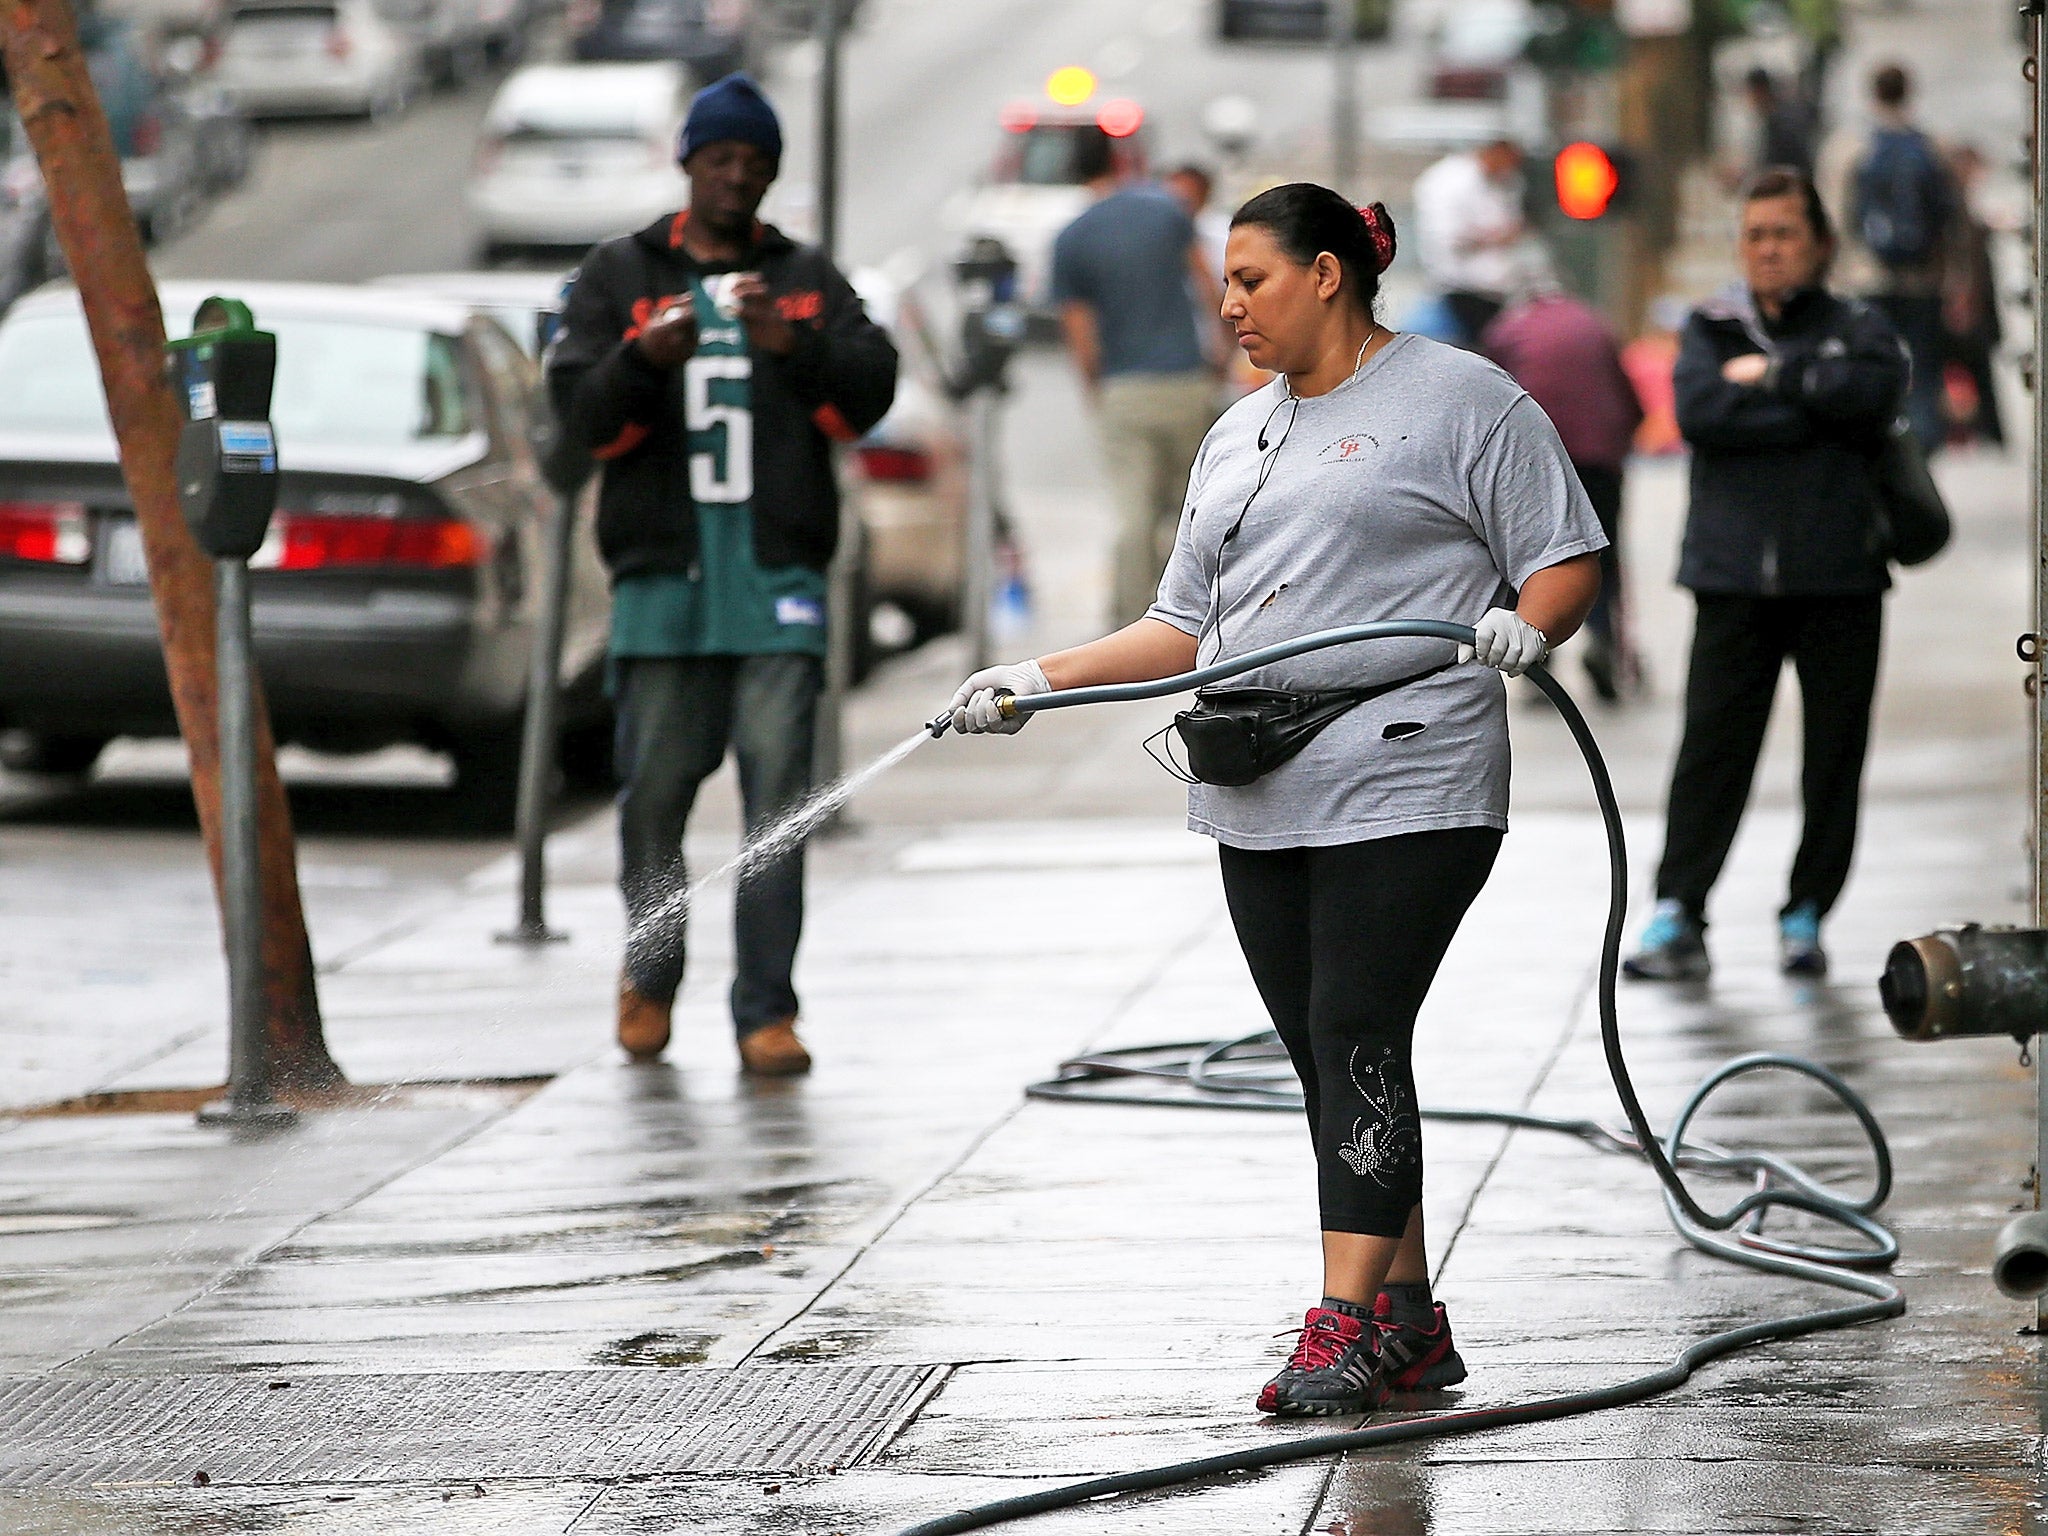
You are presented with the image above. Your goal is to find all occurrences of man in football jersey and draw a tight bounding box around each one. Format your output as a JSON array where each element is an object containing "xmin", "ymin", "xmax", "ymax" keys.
[{"xmin": 548, "ymin": 73, "xmax": 898, "ymax": 1074}]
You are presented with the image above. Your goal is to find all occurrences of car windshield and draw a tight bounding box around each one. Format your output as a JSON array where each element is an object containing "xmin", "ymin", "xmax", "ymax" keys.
[
  {"xmin": 1009, "ymin": 125, "xmax": 1088, "ymax": 186},
  {"xmin": 0, "ymin": 311, "xmax": 475, "ymax": 446}
]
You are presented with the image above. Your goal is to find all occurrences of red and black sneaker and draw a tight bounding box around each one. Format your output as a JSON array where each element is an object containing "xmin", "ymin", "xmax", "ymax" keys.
[
  {"xmin": 1371, "ymin": 1294, "xmax": 1467, "ymax": 1391},
  {"xmin": 1255, "ymin": 1306, "xmax": 1387, "ymax": 1417}
]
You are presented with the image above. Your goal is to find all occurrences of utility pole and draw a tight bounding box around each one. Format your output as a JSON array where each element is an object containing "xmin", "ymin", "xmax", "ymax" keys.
[
  {"xmin": 0, "ymin": 0, "xmax": 338, "ymax": 1091},
  {"xmin": 812, "ymin": 0, "xmax": 854, "ymax": 798},
  {"xmin": 1327, "ymin": 0, "xmax": 1358, "ymax": 196},
  {"xmin": 2029, "ymin": 0, "xmax": 2047, "ymax": 1332}
]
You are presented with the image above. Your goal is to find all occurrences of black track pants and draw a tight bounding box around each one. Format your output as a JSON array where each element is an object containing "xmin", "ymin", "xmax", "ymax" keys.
[
  {"xmin": 1219, "ymin": 828, "xmax": 1503, "ymax": 1237},
  {"xmin": 1653, "ymin": 592, "xmax": 1883, "ymax": 924}
]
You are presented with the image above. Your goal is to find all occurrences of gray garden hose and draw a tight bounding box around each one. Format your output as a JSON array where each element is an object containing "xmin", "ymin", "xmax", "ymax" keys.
[{"xmin": 903, "ymin": 620, "xmax": 1902, "ymax": 1536}]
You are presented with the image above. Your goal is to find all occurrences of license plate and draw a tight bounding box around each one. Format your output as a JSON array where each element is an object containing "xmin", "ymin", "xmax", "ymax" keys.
[{"xmin": 100, "ymin": 520, "xmax": 148, "ymax": 586}]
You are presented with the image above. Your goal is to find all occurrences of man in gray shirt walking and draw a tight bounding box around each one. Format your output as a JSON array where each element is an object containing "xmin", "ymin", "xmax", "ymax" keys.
[{"xmin": 1051, "ymin": 128, "xmax": 1222, "ymax": 625}]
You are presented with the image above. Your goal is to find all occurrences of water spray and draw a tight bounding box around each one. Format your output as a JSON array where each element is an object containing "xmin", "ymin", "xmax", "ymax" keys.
[{"xmin": 900, "ymin": 619, "xmax": 1903, "ymax": 1536}]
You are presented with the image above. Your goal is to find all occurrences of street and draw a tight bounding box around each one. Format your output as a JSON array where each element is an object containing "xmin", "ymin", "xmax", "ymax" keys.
[{"xmin": 2, "ymin": 0, "xmax": 2045, "ymax": 1530}]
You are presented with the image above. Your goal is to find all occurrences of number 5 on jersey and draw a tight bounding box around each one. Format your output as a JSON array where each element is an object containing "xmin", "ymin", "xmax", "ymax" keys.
[{"xmin": 684, "ymin": 354, "xmax": 752, "ymax": 505}]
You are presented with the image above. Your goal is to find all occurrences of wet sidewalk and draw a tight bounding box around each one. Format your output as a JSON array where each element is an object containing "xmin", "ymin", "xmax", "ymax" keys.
[{"xmin": 2, "ymin": 426, "xmax": 2044, "ymax": 1534}]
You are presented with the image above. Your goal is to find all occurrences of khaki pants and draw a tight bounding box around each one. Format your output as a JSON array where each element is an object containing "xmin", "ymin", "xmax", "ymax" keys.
[{"xmin": 1096, "ymin": 370, "xmax": 1219, "ymax": 627}]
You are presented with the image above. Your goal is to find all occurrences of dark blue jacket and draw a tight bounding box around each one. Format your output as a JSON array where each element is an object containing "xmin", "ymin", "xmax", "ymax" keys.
[{"xmin": 1674, "ymin": 285, "xmax": 1906, "ymax": 596}]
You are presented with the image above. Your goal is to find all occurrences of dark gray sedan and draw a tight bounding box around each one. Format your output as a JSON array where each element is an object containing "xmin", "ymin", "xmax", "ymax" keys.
[{"xmin": 0, "ymin": 281, "xmax": 612, "ymax": 825}]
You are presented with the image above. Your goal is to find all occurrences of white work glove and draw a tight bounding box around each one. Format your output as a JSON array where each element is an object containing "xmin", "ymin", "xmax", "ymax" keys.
[
  {"xmin": 947, "ymin": 659, "xmax": 1051, "ymax": 735},
  {"xmin": 1458, "ymin": 608, "xmax": 1549, "ymax": 677}
]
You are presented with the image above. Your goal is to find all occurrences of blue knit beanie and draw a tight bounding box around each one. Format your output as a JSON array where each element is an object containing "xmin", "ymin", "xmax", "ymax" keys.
[{"xmin": 677, "ymin": 73, "xmax": 782, "ymax": 165}]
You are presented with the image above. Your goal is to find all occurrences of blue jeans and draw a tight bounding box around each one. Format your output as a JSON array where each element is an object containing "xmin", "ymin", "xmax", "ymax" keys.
[{"xmin": 615, "ymin": 653, "xmax": 820, "ymax": 1036}]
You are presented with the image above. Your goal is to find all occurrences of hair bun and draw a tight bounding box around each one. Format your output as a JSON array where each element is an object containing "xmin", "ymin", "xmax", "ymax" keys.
[{"xmin": 1357, "ymin": 201, "xmax": 1397, "ymax": 274}]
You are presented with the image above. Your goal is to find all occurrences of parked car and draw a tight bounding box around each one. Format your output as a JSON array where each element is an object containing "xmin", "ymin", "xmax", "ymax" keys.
[
  {"xmin": 944, "ymin": 82, "xmax": 1150, "ymax": 317},
  {"xmin": 844, "ymin": 263, "xmax": 968, "ymax": 650},
  {"xmin": 566, "ymin": 0, "xmax": 756, "ymax": 85},
  {"xmin": 216, "ymin": 0, "xmax": 422, "ymax": 119},
  {"xmin": 468, "ymin": 63, "xmax": 687, "ymax": 261},
  {"xmin": 374, "ymin": 268, "xmax": 571, "ymax": 355},
  {"xmin": 0, "ymin": 281, "xmax": 612, "ymax": 825},
  {"xmin": 373, "ymin": 0, "xmax": 494, "ymax": 88}
]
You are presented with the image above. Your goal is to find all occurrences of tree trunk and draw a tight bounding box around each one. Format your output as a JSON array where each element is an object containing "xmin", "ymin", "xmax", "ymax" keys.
[{"xmin": 1, "ymin": 0, "xmax": 340, "ymax": 1089}]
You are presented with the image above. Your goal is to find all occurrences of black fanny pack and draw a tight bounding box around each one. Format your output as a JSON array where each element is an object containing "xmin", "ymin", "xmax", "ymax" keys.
[{"xmin": 1170, "ymin": 663, "xmax": 1452, "ymax": 787}]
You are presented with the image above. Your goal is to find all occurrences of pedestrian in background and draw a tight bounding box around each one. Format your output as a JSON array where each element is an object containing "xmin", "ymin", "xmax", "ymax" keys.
[
  {"xmin": 1411, "ymin": 136, "xmax": 1527, "ymax": 348},
  {"xmin": 1053, "ymin": 129, "xmax": 1223, "ymax": 626},
  {"xmin": 1626, "ymin": 168, "xmax": 1906, "ymax": 983},
  {"xmin": 1742, "ymin": 67, "xmax": 1817, "ymax": 181},
  {"xmin": 1482, "ymin": 262, "xmax": 1645, "ymax": 701},
  {"xmin": 1850, "ymin": 62, "xmax": 1959, "ymax": 455},
  {"xmin": 548, "ymin": 73, "xmax": 898, "ymax": 1073},
  {"xmin": 1941, "ymin": 142, "xmax": 2004, "ymax": 448}
]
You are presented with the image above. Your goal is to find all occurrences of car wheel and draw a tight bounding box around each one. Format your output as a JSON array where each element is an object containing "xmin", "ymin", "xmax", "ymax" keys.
[
  {"xmin": 0, "ymin": 730, "xmax": 109, "ymax": 777},
  {"xmin": 444, "ymin": 725, "xmax": 524, "ymax": 833}
]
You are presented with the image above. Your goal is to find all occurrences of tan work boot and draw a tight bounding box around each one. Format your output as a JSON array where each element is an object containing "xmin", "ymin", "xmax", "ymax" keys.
[
  {"xmin": 738, "ymin": 1017, "xmax": 811, "ymax": 1076},
  {"xmin": 617, "ymin": 980, "xmax": 672, "ymax": 1061}
]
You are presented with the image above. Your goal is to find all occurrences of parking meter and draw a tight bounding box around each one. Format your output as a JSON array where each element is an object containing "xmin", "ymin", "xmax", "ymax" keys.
[
  {"xmin": 951, "ymin": 236, "xmax": 1024, "ymax": 399},
  {"xmin": 167, "ymin": 296, "xmax": 279, "ymax": 561},
  {"xmin": 172, "ymin": 296, "xmax": 295, "ymax": 1131}
]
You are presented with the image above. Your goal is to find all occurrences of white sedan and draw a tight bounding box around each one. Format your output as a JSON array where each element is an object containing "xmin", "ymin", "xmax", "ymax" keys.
[
  {"xmin": 468, "ymin": 62, "xmax": 687, "ymax": 261},
  {"xmin": 215, "ymin": 0, "xmax": 422, "ymax": 119}
]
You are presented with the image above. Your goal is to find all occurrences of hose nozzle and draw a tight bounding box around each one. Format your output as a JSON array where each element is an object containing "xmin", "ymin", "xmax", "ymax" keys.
[{"xmin": 926, "ymin": 690, "xmax": 1020, "ymax": 738}]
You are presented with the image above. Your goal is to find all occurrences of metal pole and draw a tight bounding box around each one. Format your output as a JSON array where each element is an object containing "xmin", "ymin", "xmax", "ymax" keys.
[
  {"xmin": 962, "ymin": 387, "xmax": 998, "ymax": 673},
  {"xmin": 1328, "ymin": 0, "xmax": 1358, "ymax": 196},
  {"xmin": 2030, "ymin": 0, "xmax": 2047, "ymax": 1330},
  {"xmin": 499, "ymin": 491, "xmax": 575, "ymax": 946},
  {"xmin": 198, "ymin": 557, "xmax": 294, "ymax": 1129},
  {"xmin": 813, "ymin": 0, "xmax": 854, "ymax": 799}
]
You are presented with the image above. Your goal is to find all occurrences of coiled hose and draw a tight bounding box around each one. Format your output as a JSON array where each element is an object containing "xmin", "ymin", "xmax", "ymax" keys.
[{"xmin": 900, "ymin": 620, "xmax": 1902, "ymax": 1536}]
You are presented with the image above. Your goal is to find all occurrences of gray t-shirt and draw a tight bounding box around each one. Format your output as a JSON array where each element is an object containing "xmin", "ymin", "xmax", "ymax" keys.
[{"xmin": 1147, "ymin": 331, "xmax": 1607, "ymax": 850}]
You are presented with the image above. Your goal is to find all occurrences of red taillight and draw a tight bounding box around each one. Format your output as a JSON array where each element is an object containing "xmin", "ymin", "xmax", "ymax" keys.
[
  {"xmin": 326, "ymin": 26, "xmax": 352, "ymax": 58},
  {"xmin": 0, "ymin": 501, "xmax": 89, "ymax": 564},
  {"xmin": 258, "ymin": 513, "xmax": 484, "ymax": 571},
  {"xmin": 131, "ymin": 112, "xmax": 163, "ymax": 157},
  {"xmin": 999, "ymin": 100, "xmax": 1037, "ymax": 133},
  {"xmin": 201, "ymin": 33, "xmax": 223, "ymax": 68},
  {"xmin": 1097, "ymin": 99, "xmax": 1144, "ymax": 138},
  {"xmin": 857, "ymin": 445, "xmax": 932, "ymax": 484}
]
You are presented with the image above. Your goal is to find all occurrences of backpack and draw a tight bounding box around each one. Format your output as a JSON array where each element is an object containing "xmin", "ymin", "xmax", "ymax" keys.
[{"xmin": 1853, "ymin": 129, "xmax": 1950, "ymax": 269}]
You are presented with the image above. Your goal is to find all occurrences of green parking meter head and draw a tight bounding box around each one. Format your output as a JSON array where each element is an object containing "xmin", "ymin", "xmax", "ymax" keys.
[
  {"xmin": 168, "ymin": 297, "xmax": 279, "ymax": 560},
  {"xmin": 165, "ymin": 295, "xmax": 276, "ymax": 423}
]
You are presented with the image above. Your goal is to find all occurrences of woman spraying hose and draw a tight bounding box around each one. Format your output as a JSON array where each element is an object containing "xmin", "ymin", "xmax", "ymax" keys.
[{"xmin": 945, "ymin": 184, "xmax": 1606, "ymax": 1417}]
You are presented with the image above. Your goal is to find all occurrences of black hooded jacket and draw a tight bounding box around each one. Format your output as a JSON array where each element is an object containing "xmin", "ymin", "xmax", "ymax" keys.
[
  {"xmin": 1673, "ymin": 285, "xmax": 1907, "ymax": 596},
  {"xmin": 546, "ymin": 212, "xmax": 898, "ymax": 580}
]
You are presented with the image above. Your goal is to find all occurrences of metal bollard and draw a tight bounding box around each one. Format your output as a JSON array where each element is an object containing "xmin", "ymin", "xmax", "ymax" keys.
[{"xmin": 498, "ymin": 487, "xmax": 576, "ymax": 947}]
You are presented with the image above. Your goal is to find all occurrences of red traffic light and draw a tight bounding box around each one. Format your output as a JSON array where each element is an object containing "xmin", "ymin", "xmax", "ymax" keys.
[{"xmin": 1554, "ymin": 141, "xmax": 1621, "ymax": 220}]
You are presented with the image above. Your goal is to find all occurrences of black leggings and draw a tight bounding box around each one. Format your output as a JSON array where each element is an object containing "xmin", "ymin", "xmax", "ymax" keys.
[{"xmin": 1220, "ymin": 828, "xmax": 1502, "ymax": 1237}]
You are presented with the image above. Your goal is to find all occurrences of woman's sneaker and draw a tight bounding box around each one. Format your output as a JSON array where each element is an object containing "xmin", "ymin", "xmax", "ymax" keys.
[
  {"xmin": 1256, "ymin": 1307, "xmax": 1387, "ymax": 1416},
  {"xmin": 1622, "ymin": 898, "xmax": 1710, "ymax": 980},
  {"xmin": 1372, "ymin": 1295, "xmax": 1468, "ymax": 1390},
  {"xmin": 1779, "ymin": 902, "xmax": 1828, "ymax": 977}
]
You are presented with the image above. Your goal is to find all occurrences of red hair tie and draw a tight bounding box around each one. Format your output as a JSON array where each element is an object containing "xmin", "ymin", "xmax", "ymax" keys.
[{"xmin": 1357, "ymin": 201, "xmax": 1396, "ymax": 274}]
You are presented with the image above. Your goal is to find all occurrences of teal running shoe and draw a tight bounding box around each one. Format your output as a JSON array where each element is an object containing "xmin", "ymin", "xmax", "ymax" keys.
[
  {"xmin": 1780, "ymin": 902, "xmax": 1828, "ymax": 977},
  {"xmin": 1622, "ymin": 898, "xmax": 1710, "ymax": 980}
]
